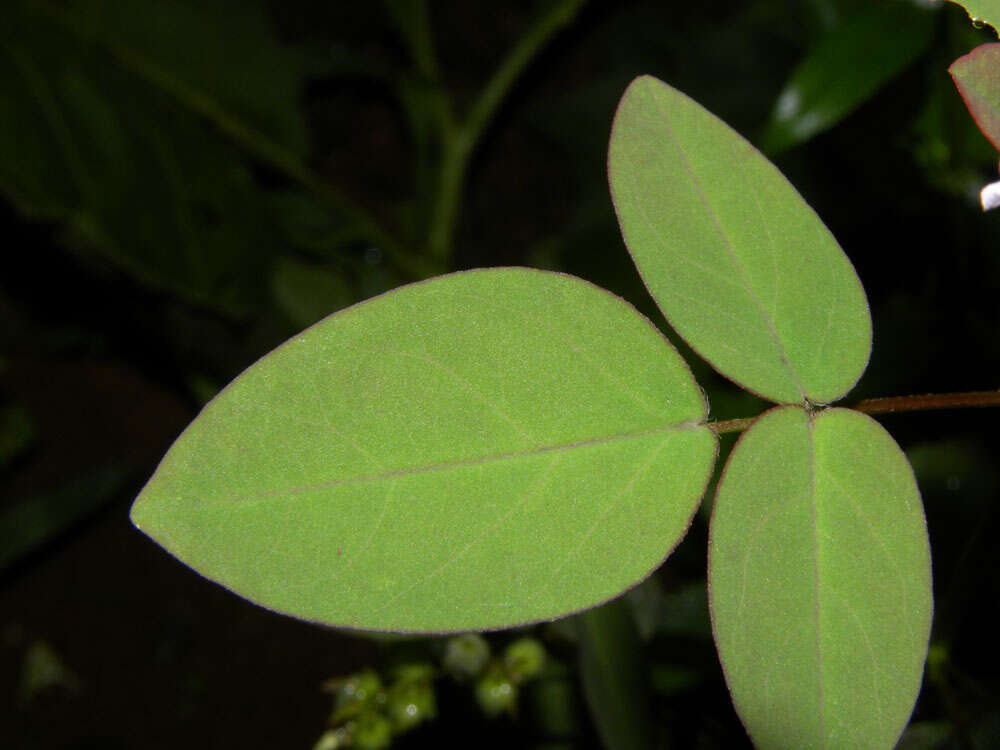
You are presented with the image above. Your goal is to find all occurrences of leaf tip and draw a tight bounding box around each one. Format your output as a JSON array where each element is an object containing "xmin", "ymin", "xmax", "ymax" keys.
[{"xmin": 128, "ymin": 492, "xmax": 156, "ymax": 536}]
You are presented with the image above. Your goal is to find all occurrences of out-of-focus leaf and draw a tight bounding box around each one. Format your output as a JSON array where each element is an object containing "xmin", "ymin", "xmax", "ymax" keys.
[
  {"xmin": 649, "ymin": 663, "xmax": 702, "ymax": 696},
  {"xmin": 575, "ymin": 598, "xmax": 653, "ymax": 750},
  {"xmin": 759, "ymin": 2, "xmax": 937, "ymax": 155},
  {"xmin": 946, "ymin": 0, "xmax": 1000, "ymax": 34},
  {"xmin": 710, "ymin": 406, "xmax": 932, "ymax": 749},
  {"xmin": 272, "ymin": 257, "xmax": 353, "ymax": 328},
  {"xmin": 609, "ymin": 76, "xmax": 872, "ymax": 406},
  {"xmin": 270, "ymin": 191, "xmax": 366, "ymax": 257},
  {"xmin": 65, "ymin": 0, "xmax": 311, "ymax": 154},
  {"xmin": 0, "ymin": 403, "xmax": 36, "ymax": 470},
  {"xmin": 950, "ymin": 42, "xmax": 1000, "ymax": 153},
  {"xmin": 0, "ymin": 465, "xmax": 130, "ymax": 574},
  {"xmin": 524, "ymin": 663, "xmax": 581, "ymax": 741},
  {"xmin": 131, "ymin": 269, "xmax": 717, "ymax": 632},
  {"xmin": 0, "ymin": 1, "xmax": 313, "ymax": 315},
  {"xmin": 625, "ymin": 579, "xmax": 712, "ymax": 641},
  {"xmin": 910, "ymin": 40, "xmax": 1000, "ymax": 195},
  {"xmin": 19, "ymin": 639, "xmax": 82, "ymax": 703},
  {"xmin": 895, "ymin": 720, "xmax": 951, "ymax": 749}
]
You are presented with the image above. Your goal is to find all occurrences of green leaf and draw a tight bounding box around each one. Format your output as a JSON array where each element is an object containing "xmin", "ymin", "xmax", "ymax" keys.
[
  {"xmin": 709, "ymin": 406, "xmax": 932, "ymax": 749},
  {"xmin": 946, "ymin": 0, "xmax": 1000, "ymax": 34},
  {"xmin": 575, "ymin": 599, "xmax": 653, "ymax": 750},
  {"xmin": 132, "ymin": 269, "xmax": 717, "ymax": 632},
  {"xmin": 759, "ymin": 2, "xmax": 937, "ymax": 155},
  {"xmin": 608, "ymin": 76, "xmax": 872, "ymax": 406},
  {"xmin": 949, "ymin": 42, "xmax": 1000, "ymax": 153}
]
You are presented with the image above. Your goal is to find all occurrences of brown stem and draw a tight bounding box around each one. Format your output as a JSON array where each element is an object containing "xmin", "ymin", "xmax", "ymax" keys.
[
  {"xmin": 706, "ymin": 389, "xmax": 1000, "ymax": 435},
  {"xmin": 850, "ymin": 390, "xmax": 1000, "ymax": 415},
  {"xmin": 709, "ymin": 417, "xmax": 757, "ymax": 435}
]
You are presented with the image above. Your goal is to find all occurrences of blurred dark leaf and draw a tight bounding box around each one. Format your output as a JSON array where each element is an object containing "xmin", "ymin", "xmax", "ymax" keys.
[
  {"xmin": 575, "ymin": 599, "xmax": 652, "ymax": 750},
  {"xmin": 271, "ymin": 256, "xmax": 353, "ymax": 329},
  {"xmin": 0, "ymin": 0, "xmax": 320, "ymax": 316},
  {"xmin": 0, "ymin": 402, "xmax": 36, "ymax": 471},
  {"xmin": 0, "ymin": 464, "xmax": 130, "ymax": 575},
  {"xmin": 648, "ymin": 663, "xmax": 702, "ymax": 697},
  {"xmin": 909, "ymin": 52, "xmax": 1000, "ymax": 195},
  {"xmin": 65, "ymin": 0, "xmax": 312, "ymax": 154},
  {"xmin": 523, "ymin": 663, "xmax": 582, "ymax": 742},
  {"xmin": 759, "ymin": 0, "xmax": 938, "ymax": 155},
  {"xmin": 271, "ymin": 190, "xmax": 365, "ymax": 257},
  {"xmin": 896, "ymin": 720, "xmax": 952, "ymax": 749},
  {"xmin": 19, "ymin": 638, "xmax": 83, "ymax": 704}
]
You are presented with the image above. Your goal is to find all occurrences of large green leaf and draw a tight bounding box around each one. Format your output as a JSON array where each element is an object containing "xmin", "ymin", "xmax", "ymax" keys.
[
  {"xmin": 950, "ymin": 43, "xmax": 1000, "ymax": 153},
  {"xmin": 709, "ymin": 406, "xmax": 932, "ymax": 749},
  {"xmin": 759, "ymin": 2, "xmax": 937, "ymax": 155},
  {"xmin": 132, "ymin": 269, "xmax": 717, "ymax": 632},
  {"xmin": 608, "ymin": 76, "xmax": 872, "ymax": 406}
]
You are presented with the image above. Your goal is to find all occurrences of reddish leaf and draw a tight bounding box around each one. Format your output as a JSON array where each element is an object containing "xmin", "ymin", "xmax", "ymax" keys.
[{"xmin": 950, "ymin": 43, "xmax": 1000, "ymax": 155}]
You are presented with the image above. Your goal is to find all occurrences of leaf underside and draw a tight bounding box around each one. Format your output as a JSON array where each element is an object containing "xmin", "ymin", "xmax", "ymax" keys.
[
  {"xmin": 709, "ymin": 406, "xmax": 932, "ymax": 749},
  {"xmin": 608, "ymin": 75, "xmax": 872, "ymax": 406},
  {"xmin": 950, "ymin": 42, "xmax": 1000, "ymax": 154},
  {"xmin": 132, "ymin": 268, "xmax": 717, "ymax": 633}
]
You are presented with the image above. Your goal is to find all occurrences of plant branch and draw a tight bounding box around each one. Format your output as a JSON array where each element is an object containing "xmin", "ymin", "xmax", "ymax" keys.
[
  {"xmin": 708, "ymin": 389, "xmax": 1000, "ymax": 435},
  {"xmin": 426, "ymin": 0, "xmax": 588, "ymax": 260},
  {"xmin": 709, "ymin": 417, "xmax": 758, "ymax": 435},
  {"xmin": 850, "ymin": 390, "xmax": 1000, "ymax": 414}
]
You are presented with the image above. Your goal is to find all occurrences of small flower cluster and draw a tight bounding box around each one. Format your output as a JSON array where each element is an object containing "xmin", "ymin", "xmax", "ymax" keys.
[{"xmin": 314, "ymin": 634, "xmax": 548, "ymax": 750}]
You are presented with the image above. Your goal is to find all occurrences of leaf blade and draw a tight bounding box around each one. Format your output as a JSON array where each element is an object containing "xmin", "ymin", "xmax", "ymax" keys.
[
  {"xmin": 132, "ymin": 269, "xmax": 717, "ymax": 632},
  {"xmin": 709, "ymin": 406, "xmax": 932, "ymax": 749},
  {"xmin": 950, "ymin": 42, "xmax": 1000, "ymax": 154},
  {"xmin": 608, "ymin": 76, "xmax": 872, "ymax": 405}
]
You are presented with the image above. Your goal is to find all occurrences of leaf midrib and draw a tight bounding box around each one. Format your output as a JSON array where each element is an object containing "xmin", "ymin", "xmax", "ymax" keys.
[
  {"xmin": 648, "ymin": 85, "xmax": 809, "ymax": 403},
  {"xmin": 166, "ymin": 420, "xmax": 708, "ymax": 507}
]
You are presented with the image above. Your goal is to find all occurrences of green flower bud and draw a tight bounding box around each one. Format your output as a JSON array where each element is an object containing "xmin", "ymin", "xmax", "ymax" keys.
[
  {"xmin": 475, "ymin": 669, "xmax": 518, "ymax": 717},
  {"xmin": 352, "ymin": 712, "xmax": 393, "ymax": 750},
  {"xmin": 503, "ymin": 637, "xmax": 546, "ymax": 684},
  {"xmin": 326, "ymin": 670, "xmax": 384, "ymax": 723},
  {"xmin": 442, "ymin": 633, "xmax": 491, "ymax": 680},
  {"xmin": 386, "ymin": 676, "xmax": 436, "ymax": 733},
  {"xmin": 313, "ymin": 727, "xmax": 349, "ymax": 750},
  {"xmin": 391, "ymin": 662, "xmax": 435, "ymax": 686}
]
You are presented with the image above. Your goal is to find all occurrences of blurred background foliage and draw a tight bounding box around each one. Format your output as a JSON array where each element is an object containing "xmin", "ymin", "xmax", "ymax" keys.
[{"xmin": 1, "ymin": 0, "xmax": 999, "ymax": 747}]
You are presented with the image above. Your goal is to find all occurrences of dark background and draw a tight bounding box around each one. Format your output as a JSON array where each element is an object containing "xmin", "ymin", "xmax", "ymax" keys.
[{"xmin": 2, "ymin": 0, "xmax": 999, "ymax": 747}]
